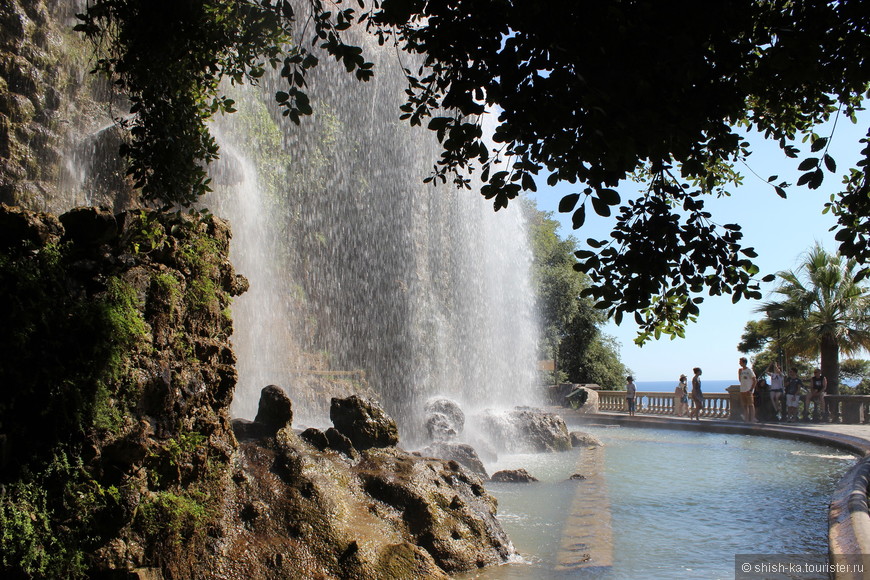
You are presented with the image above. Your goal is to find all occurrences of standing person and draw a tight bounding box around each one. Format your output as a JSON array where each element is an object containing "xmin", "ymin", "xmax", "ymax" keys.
[
  {"xmin": 674, "ymin": 374, "xmax": 689, "ymax": 417},
  {"xmin": 804, "ymin": 368, "xmax": 828, "ymax": 422},
  {"xmin": 767, "ymin": 363, "xmax": 785, "ymax": 421},
  {"xmin": 785, "ymin": 368, "xmax": 803, "ymax": 422},
  {"xmin": 738, "ymin": 357, "xmax": 757, "ymax": 423},
  {"xmin": 689, "ymin": 367, "xmax": 703, "ymax": 420},
  {"xmin": 625, "ymin": 375, "xmax": 637, "ymax": 416}
]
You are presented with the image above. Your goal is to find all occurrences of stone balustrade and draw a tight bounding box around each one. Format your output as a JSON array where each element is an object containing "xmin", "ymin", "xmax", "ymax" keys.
[
  {"xmin": 595, "ymin": 390, "xmax": 870, "ymax": 424},
  {"xmin": 823, "ymin": 395, "xmax": 870, "ymax": 425},
  {"xmin": 597, "ymin": 391, "xmax": 731, "ymax": 419}
]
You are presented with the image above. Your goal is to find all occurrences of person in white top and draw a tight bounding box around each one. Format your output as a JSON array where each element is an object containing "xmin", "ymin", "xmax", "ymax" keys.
[
  {"xmin": 738, "ymin": 357, "xmax": 757, "ymax": 423},
  {"xmin": 767, "ymin": 363, "xmax": 784, "ymax": 421}
]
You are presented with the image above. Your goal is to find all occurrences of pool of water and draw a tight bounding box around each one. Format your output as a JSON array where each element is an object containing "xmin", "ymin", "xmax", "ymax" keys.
[{"xmin": 458, "ymin": 424, "xmax": 857, "ymax": 579}]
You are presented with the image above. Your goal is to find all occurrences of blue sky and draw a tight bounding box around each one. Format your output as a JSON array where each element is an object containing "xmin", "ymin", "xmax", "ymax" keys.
[{"xmin": 529, "ymin": 111, "xmax": 869, "ymax": 381}]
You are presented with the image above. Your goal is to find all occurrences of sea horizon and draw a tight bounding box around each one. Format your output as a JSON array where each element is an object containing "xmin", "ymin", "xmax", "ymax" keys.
[{"xmin": 634, "ymin": 379, "xmax": 735, "ymax": 393}]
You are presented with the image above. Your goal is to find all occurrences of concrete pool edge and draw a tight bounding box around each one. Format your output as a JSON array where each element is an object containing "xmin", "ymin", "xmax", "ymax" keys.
[{"xmin": 553, "ymin": 410, "xmax": 870, "ymax": 580}]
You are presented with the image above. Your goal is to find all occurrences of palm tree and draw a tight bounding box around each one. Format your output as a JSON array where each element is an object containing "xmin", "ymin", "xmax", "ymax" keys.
[{"xmin": 758, "ymin": 243, "xmax": 870, "ymax": 394}]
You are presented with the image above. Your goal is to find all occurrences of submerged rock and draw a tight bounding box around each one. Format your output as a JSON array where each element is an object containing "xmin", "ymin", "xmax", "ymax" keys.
[
  {"xmin": 419, "ymin": 442, "xmax": 488, "ymax": 479},
  {"xmin": 491, "ymin": 468, "xmax": 539, "ymax": 483},
  {"xmin": 570, "ymin": 431, "xmax": 603, "ymax": 447},
  {"xmin": 477, "ymin": 407, "xmax": 572, "ymax": 453},
  {"xmin": 330, "ymin": 395, "xmax": 399, "ymax": 450}
]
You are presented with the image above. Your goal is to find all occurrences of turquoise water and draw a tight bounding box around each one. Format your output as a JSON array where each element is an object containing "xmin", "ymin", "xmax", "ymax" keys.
[{"xmin": 460, "ymin": 425, "xmax": 856, "ymax": 579}]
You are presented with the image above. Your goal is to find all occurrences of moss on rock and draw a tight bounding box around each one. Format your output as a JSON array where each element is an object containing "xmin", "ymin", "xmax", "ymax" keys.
[{"xmin": 0, "ymin": 205, "xmax": 514, "ymax": 579}]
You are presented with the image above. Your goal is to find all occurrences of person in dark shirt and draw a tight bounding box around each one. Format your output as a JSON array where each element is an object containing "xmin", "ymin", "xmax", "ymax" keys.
[
  {"xmin": 803, "ymin": 368, "xmax": 828, "ymax": 422},
  {"xmin": 785, "ymin": 368, "xmax": 803, "ymax": 423},
  {"xmin": 689, "ymin": 367, "xmax": 703, "ymax": 421}
]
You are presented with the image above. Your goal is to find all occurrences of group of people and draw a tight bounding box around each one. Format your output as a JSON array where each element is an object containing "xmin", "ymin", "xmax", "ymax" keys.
[
  {"xmin": 670, "ymin": 368, "xmax": 704, "ymax": 420},
  {"xmin": 627, "ymin": 367, "xmax": 705, "ymax": 420},
  {"xmin": 758, "ymin": 363, "xmax": 828, "ymax": 422},
  {"xmin": 628, "ymin": 358, "xmax": 829, "ymax": 423}
]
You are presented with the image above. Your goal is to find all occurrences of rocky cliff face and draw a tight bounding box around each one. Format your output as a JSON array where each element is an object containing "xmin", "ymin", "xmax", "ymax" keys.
[
  {"xmin": 0, "ymin": 0, "xmax": 129, "ymax": 211},
  {"xmin": 0, "ymin": 205, "xmax": 512, "ymax": 579}
]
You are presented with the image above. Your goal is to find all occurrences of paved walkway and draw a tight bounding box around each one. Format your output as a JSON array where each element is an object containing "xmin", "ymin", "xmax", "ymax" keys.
[{"xmin": 551, "ymin": 408, "xmax": 870, "ymax": 456}]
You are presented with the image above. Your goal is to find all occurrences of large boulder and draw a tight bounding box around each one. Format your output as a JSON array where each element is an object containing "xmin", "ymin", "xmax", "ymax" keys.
[
  {"xmin": 476, "ymin": 407, "xmax": 572, "ymax": 453},
  {"xmin": 330, "ymin": 395, "xmax": 399, "ymax": 450},
  {"xmin": 254, "ymin": 385, "xmax": 293, "ymax": 433},
  {"xmin": 568, "ymin": 386, "xmax": 599, "ymax": 414},
  {"xmin": 570, "ymin": 431, "xmax": 603, "ymax": 447},
  {"xmin": 0, "ymin": 203, "xmax": 63, "ymax": 249},
  {"xmin": 419, "ymin": 442, "xmax": 488, "ymax": 479},
  {"xmin": 59, "ymin": 206, "xmax": 118, "ymax": 246},
  {"xmin": 222, "ymin": 431, "xmax": 514, "ymax": 578},
  {"xmin": 424, "ymin": 397, "xmax": 465, "ymax": 442},
  {"xmin": 232, "ymin": 385, "xmax": 294, "ymax": 440},
  {"xmin": 491, "ymin": 468, "xmax": 538, "ymax": 483}
]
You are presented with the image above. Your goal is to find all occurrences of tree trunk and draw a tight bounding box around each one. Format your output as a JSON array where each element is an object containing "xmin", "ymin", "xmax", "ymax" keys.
[{"xmin": 820, "ymin": 335, "xmax": 840, "ymax": 395}]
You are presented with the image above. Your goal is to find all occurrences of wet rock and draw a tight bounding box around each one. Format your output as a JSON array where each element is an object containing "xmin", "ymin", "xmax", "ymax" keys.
[
  {"xmin": 357, "ymin": 447, "xmax": 512, "ymax": 572},
  {"xmin": 570, "ymin": 431, "xmax": 603, "ymax": 447},
  {"xmin": 0, "ymin": 202, "xmax": 63, "ymax": 249},
  {"xmin": 330, "ymin": 395, "xmax": 399, "ymax": 450},
  {"xmin": 419, "ymin": 442, "xmax": 488, "ymax": 479},
  {"xmin": 375, "ymin": 542, "xmax": 449, "ymax": 579},
  {"xmin": 226, "ymin": 437, "xmax": 512, "ymax": 578},
  {"xmin": 299, "ymin": 427, "xmax": 329, "ymax": 450},
  {"xmin": 490, "ymin": 468, "xmax": 538, "ymax": 483},
  {"xmin": 325, "ymin": 427, "xmax": 358, "ymax": 459},
  {"xmin": 476, "ymin": 407, "xmax": 572, "ymax": 453},
  {"xmin": 424, "ymin": 397, "xmax": 465, "ymax": 442},
  {"xmin": 59, "ymin": 206, "xmax": 118, "ymax": 245},
  {"xmin": 568, "ymin": 473, "xmax": 587, "ymax": 480},
  {"xmin": 253, "ymin": 385, "xmax": 293, "ymax": 435},
  {"xmin": 231, "ymin": 418, "xmax": 266, "ymax": 440},
  {"xmin": 130, "ymin": 568, "xmax": 163, "ymax": 580}
]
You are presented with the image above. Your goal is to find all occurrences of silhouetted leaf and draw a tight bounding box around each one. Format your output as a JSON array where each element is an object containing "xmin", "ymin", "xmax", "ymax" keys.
[
  {"xmin": 559, "ymin": 193, "xmax": 580, "ymax": 213},
  {"xmin": 572, "ymin": 204, "xmax": 586, "ymax": 228},
  {"xmin": 798, "ymin": 157, "xmax": 819, "ymax": 171}
]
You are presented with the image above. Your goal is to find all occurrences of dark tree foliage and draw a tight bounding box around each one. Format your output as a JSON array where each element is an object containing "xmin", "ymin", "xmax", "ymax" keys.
[
  {"xmin": 76, "ymin": 0, "xmax": 870, "ymax": 339},
  {"xmin": 367, "ymin": 0, "xmax": 870, "ymax": 341}
]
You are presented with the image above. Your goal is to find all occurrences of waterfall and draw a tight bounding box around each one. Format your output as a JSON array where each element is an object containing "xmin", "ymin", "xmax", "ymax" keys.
[
  {"xmin": 205, "ymin": 32, "xmax": 541, "ymax": 441},
  {"xmin": 34, "ymin": 9, "xmax": 541, "ymax": 441}
]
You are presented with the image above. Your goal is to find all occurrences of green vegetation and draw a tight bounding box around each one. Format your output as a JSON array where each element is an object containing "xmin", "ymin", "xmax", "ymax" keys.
[
  {"xmin": 0, "ymin": 210, "xmax": 238, "ymax": 578},
  {"xmin": 526, "ymin": 200, "xmax": 628, "ymax": 389},
  {"xmin": 75, "ymin": 0, "xmax": 371, "ymax": 207},
  {"xmin": 0, "ymin": 451, "xmax": 125, "ymax": 579},
  {"xmin": 0, "ymin": 244, "xmax": 147, "ymax": 472},
  {"xmin": 0, "ymin": 239, "xmax": 150, "ymax": 577},
  {"xmin": 738, "ymin": 244, "xmax": 870, "ymax": 392},
  {"xmin": 123, "ymin": 210, "xmax": 168, "ymax": 255},
  {"xmin": 136, "ymin": 490, "xmax": 213, "ymax": 546},
  {"xmin": 838, "ymin": 359, "xmax": 870, "ymax": 394}
]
